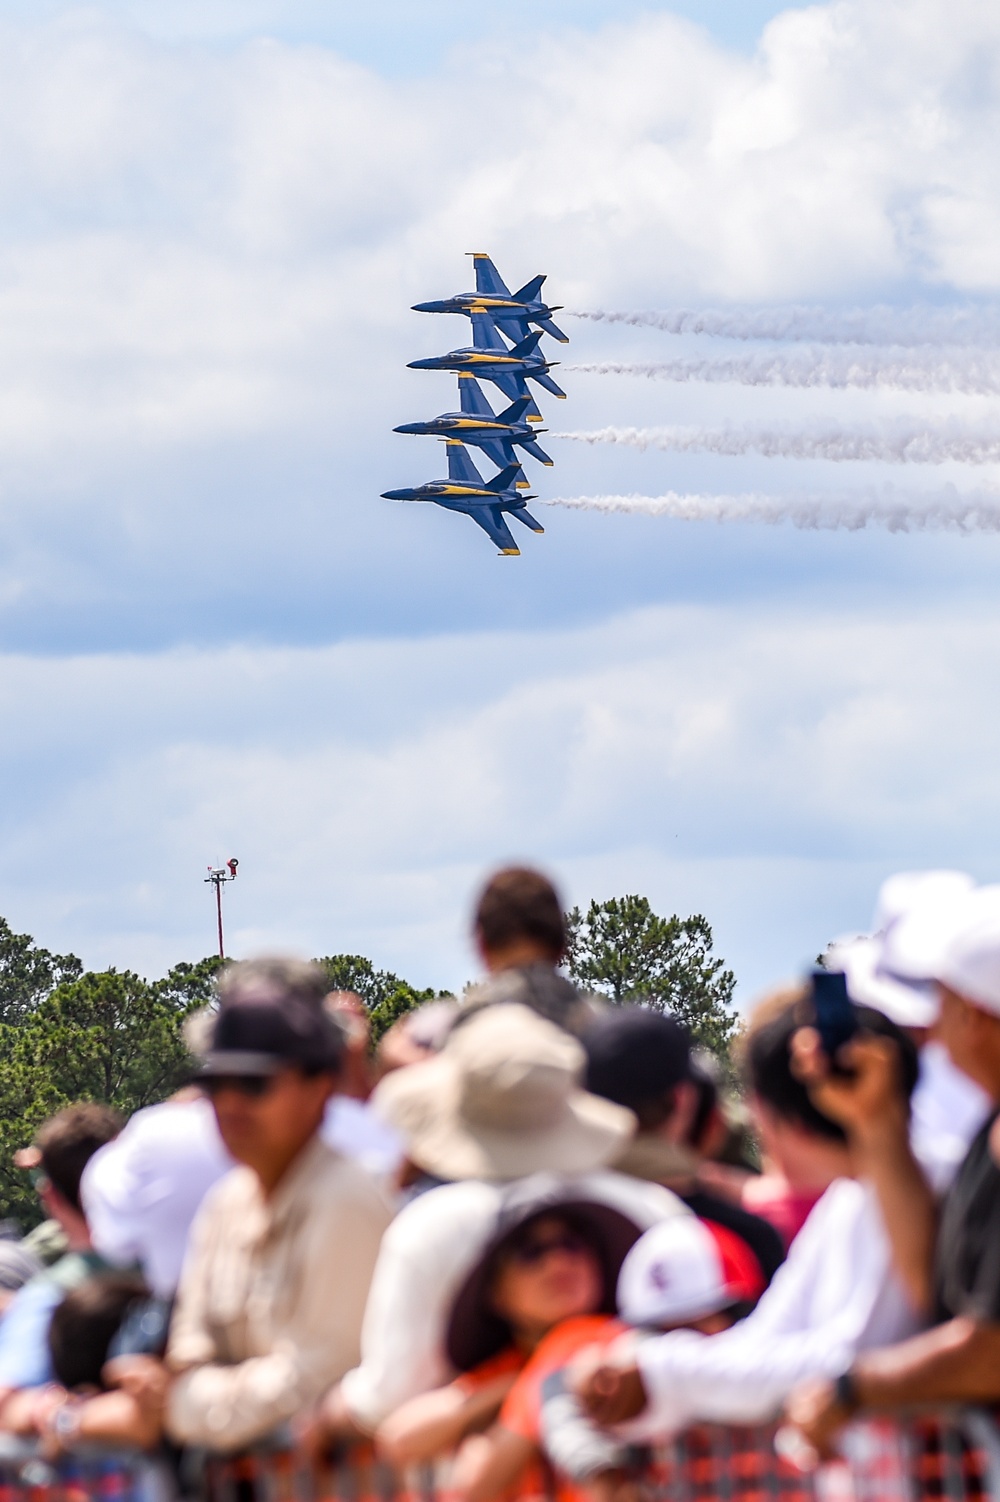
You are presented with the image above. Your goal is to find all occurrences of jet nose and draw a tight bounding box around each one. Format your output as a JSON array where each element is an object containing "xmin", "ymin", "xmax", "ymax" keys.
[
  {"xmin": 393, "ymin": 423, "xmax": 421, "ymax": 433},
  {"xmin": 411, "ymin": 301, "xmax": 442, "ymax": 313},
  {"xmin": 381, "ymin": 488, "xmax": 411, "ymax": 500}
]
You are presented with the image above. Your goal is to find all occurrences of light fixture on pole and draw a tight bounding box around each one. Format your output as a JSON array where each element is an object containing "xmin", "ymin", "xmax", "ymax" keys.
[{"xmin": 205, "ymin": 858, "xmax": 238, "ymax": 958}]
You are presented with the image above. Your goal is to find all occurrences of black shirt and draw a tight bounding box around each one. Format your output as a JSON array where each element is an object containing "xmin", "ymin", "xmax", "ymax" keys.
[{"xmin": 936, "ymin": 1107, "xmax": 1000, "ymax": 1322}]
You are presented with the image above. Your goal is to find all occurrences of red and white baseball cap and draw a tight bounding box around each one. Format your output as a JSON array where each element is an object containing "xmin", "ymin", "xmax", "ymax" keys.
[{"xmin": 616, "ymin": 1216, "xmax": 765, "ymax": 1328}]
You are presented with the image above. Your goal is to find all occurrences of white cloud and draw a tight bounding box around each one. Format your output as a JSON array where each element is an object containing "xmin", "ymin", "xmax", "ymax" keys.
[
  {"xmin": 1, "ymin": 0, "xmax": 999, "ymax": 989},
  {"xmin": 2, "ymin": 599, "xmax": 1000, "ymax": 1000}
]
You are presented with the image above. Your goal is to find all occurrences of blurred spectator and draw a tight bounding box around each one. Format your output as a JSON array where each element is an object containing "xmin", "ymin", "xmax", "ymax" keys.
[
  {"xmin": 583, "ymin": 1006, "xmax": 785, "ymax": 1283},
  {"xmin": 83, "ymin": 992, "xmax": 401, "ymax": 1301},
  {"xmin": 787, "ymin": 891, "xmax": 1000, "ymax": 1456},
  {"xmin": 0, "ymin": 1238, "xmax": 42, "ymax": 1319},
  {"xmin": 572, "ymin": 1001, "xmax": 922, "ymax": 1437},
  {"xmin": 0, "ymin": 1104, "xmax": 122, "ymax": 1430},
  {"xmin": 158, "ymin": 957, "xmax": 391, "ymax": 1454},
  {"xmin": 82, "ymin": 1093, "xmax": 232, "ymax": 1301},
  {"xmin": 455, "ymin": 867, "xmax": 595, "ymax": 1036},
  {"xmin": 377, "ymin": 1180, "xmax": 646, "ymax": 1474},
  {"xmin": 306, "ymin": 1004, "xmax": 684, "ymax": 1448}
]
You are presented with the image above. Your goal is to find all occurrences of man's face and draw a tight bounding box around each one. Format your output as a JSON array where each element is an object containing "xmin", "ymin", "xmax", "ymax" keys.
[
  {"xmin": 934, "ymin": 986, "xmax": 1000, "ymax": 1095},
  {"xmin": 207, "ymin": 1068, "xmax": 334, "ymax": 1183}
]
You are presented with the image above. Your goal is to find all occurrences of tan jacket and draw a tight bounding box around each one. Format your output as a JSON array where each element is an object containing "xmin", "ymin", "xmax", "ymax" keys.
[{"xmin": 166, "ymin": 1134, "xmax": 391, "ymax": 1452}]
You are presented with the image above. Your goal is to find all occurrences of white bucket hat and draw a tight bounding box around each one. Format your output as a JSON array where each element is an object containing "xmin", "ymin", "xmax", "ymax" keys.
[
  {"xmin": 372, "ymin": 1003, "xmax": 636, "ymax": 1182},
  {"xmin": 937, "ymin": 888, "xmax": 1000, "ymax": 1016}
]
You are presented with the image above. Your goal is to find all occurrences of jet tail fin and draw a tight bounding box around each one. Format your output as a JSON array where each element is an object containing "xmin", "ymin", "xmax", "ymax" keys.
[
  {"xmin": 537, "ymin": 316, "xmax": 569, "ymax": 343},
  {"xmin": 496, "ymin": 396, "xmax": 531, "ymax": 425},
  {"xmin": 511, "ymin": 507, "xmax": 545, "ymax": 533},
  {"xmin": 485, "ymin": 463, "xmax": 523, "ymax": 493},
  {"xmin": 521, "ymin": 437, "xmax": 553, "ymax": 465},
  {"xmin": 469, "ymin": 253, "xmax": 511, "ymax": 299},
  {"xmin": 509, "ymin": 329, "xmax": 543, "ymax": 359},
  {"xmin": 513, "ymin": 274, "xmax": 545, "ymax": 303},
  {"xmin": 458, "ymin": 374, "xmax": 496, "ymax": 417},
  {"xmin": 531, "ymin": 370, "xmax": 567, "ymax": 399}
]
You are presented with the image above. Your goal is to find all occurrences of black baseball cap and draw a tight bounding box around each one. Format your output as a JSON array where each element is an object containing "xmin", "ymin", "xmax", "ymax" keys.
[
  {"xmin": 201, "ymin": 995, "xmax": 343, "ymax": 1077},
  {"xmin": 582, "ymin": 1005, "xmax": 692, "ymax": 1112}
]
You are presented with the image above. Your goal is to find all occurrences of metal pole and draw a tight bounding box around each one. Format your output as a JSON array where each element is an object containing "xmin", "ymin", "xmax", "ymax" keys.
[{"xmin": 216, "ymin": 877, "xmax": 225, "ymax": 959}]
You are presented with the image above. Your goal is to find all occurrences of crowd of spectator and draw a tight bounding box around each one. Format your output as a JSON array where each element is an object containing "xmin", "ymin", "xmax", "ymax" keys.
[{"xmin": 0, "ymin": 862, "xmax": 997, "ymax": 1500}]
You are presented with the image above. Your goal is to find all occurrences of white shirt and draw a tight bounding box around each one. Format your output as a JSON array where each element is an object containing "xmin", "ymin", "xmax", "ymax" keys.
[
  {"xmin": 629, "ymin": 1178, "xmax": 921, "ymax": 1437},
  {"xmin": 627, "ymin": 1056, "xmax": 991, "ymax": 1441},
  {"xmin": 340, "ymin": 1170, "xmax": 688, "ymax": 1433},
  {"xmin": 82, "ymin": 1092, "xmax": 403, "ymax": 1299}
]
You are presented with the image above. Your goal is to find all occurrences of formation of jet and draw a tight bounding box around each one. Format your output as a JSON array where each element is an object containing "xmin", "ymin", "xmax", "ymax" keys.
[{"xmin": 383, "ymin": 255, "xmax": 567, "ymax": 556}]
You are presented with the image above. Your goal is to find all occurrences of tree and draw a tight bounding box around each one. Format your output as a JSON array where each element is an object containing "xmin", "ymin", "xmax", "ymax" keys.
[
  {"xmin": 565, "ymin": 896, "xmax": 737, "ymax": 1060},
  {"xmin": 0, "ymin": 917, "xmax": 82, "ymax": 1026},
  {"xmin": 315, "ymin": 954, "xmax": 407, "ymax": 1011},
  {"xmin": 367, "ymin": 983, "xmax": 439, "ymax": 1045},
  {"xmin": 0, "ymin": 967, "xmax": 200, "ymax": 1227}
]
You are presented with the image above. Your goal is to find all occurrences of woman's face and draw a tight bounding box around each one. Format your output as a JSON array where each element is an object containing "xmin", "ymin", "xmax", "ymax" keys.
[{"xmin": 489, "ymin": 1214, "xmax": 604, "ymax": 1347}]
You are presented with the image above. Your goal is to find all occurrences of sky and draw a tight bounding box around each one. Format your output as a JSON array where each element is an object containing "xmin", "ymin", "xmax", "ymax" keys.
[{"xmin": 2, "ymin": 0, "xmax": 1000, "ymax": 1002}]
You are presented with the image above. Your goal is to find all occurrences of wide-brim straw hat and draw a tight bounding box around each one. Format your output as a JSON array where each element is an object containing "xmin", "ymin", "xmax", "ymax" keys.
[
  {"xmin": 373, "ymin": 1003, "xmax": 636, "ymax": 1183},
  {"xmin": 445, "ymin": 1173, "xmax": 649, "ymax": 1372}
]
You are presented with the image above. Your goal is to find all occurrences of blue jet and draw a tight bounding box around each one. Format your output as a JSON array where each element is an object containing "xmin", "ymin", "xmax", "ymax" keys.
[
  {"xmin": 393, "ymin": 375, "xmax": 553, "ymax": 485},
  {"xmin": 381, "ymin": 440, "xmax": 544, "ymax": 556},
  {"xmin": 412, "ymin": 253, "xmax": 569, "ymax": 344},
  {"xmin": 407, "ymin": 312, "xmax": 565, "ymax": 410}
]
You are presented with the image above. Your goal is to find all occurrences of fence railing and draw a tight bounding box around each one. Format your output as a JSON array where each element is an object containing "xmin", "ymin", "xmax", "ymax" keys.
[{"xmin": 0, "ymin": 1411, "xmax": 995, "ymax": 1502}]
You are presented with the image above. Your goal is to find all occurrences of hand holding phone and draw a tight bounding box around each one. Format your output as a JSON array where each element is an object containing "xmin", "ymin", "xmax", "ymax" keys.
[{"xmin": 810, "ymin": 969, "xmax": 859, "ymax": 1068}]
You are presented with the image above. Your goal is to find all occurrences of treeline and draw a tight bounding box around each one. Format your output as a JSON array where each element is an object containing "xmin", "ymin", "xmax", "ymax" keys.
[{"xmin": 0, "ymin": 896, "xmax": 736, "ymax": 1225}]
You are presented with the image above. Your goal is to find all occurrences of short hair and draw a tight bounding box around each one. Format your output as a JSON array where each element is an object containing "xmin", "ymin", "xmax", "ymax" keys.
[
  {"xmin": 216, "ymin": 955, "xmax": 330, "ymax": 1011},
  {"xmin": 48, "ymin": 1272, "xmax": 148, "ymax": 1391},
  {"xmin": 744, "ymin": 994, "xmax": 920, "ymax": 1142},
  {"xmin": 36, "ymin": 1104, "xmax": 122, "ymax": 1213},
  {"xmin": 474, "ymin": 868, "xmax": 566, "ymax": 960}
]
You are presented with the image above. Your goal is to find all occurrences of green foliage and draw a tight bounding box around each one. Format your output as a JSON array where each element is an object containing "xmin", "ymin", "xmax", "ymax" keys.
[
  {"xmin": 367, "ymin": 983, "xmax": 438, "ymax": 1045},
  {"xmin": 565, "ymin": 896, "xmax": 737, "ymax": 1060},
  {"xmin": 0, "ymin": 917, "xmax": 82, "ymax": 1027},
  {"xmin": 315, "ymin": 954, "xmax": 407, "ymax": 1011}
]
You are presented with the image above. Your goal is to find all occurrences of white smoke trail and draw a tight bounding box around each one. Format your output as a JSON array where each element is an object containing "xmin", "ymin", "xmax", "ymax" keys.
[
  {"xmin": 554, "ymin": 424, "xmax": 1000, "ymax": 464},
  {"xmin": 573, "ymin": 305, "xmax": 1000, "ymax": 348},
  {"xmin": 566, "ymin": 350, "xmax": 1000, "ymax": 396},
  {"xmin": 541, "ymin": 489, "xmax": 1000, "ymax": 533}
]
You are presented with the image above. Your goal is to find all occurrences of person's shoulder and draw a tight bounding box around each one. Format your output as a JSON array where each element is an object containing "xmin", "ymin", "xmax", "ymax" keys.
[
  {"xmin": 575, "ymin": 1168, "xmax": 689, "ymax": 1226},
  {"xmin": 310, "ymin": 1140, "xmax": 393, "ymax": 1213},
  {"xmin": 195, "ymin": 1162, "xmax": 258, "ymax": 1219},
  {"xmin": 528, "ymin": 1313, "xmax": 625, "ymax": 1371},
  {"xmin": 391, "ymin": 1177, "xmax": 502, "ymax": 1233}
]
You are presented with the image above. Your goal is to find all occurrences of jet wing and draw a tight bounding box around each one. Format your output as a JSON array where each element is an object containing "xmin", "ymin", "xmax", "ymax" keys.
[
  {"xmin": 445, "ymin": 440, "xmax": 486, "ymax": 486},
  {"xmin": 457, "ymin": 375, "xmax": 497, "ymax": 417},
  {"xmin": 470, "ymin": 254, "xmax": 512, "ymax": 299},
  {"xmin": 469, "ymin": 504, "xmax": 520, "ymax": 554},
  {"xmin": 470, "ymin": 310, "xmax": 509, "ymax": 352}
]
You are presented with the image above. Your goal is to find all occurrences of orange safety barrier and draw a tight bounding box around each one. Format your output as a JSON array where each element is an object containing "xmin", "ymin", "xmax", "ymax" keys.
[{"xmin": 0, "ymin": 1413, "xmax": 995, "ymax": 1501}]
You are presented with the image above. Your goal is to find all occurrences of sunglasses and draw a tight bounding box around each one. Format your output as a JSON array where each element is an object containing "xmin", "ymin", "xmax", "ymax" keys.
[
  {"xmin": 203, "ymin": 1074, "xmax": 277, "ymax": 1100},
  {"xmin": 509, "ymin": 1230, "xmax": 590, "ymax": 1266}
]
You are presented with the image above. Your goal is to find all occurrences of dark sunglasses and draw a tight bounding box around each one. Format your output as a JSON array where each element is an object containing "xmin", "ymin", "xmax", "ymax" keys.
[
  {"xmin": 510, "ymin": 1230, "xmax": 590, "ymax": 1266},
  {"xmin": 203, "ymin": 1074, "xmax": 277, "ymax": 1100}
]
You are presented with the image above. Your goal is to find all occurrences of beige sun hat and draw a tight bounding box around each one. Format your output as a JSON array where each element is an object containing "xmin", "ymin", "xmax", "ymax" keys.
[{"xmin": 372, "ymin": 1002, "xmax": 636, "ymax": 1181}]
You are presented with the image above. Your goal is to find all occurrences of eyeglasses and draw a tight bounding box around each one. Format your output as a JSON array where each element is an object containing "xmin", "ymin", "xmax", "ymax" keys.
[
  {"xmin": 509, "ymin": 1231, "xmax": 590, "ymax": 1266},
  {"xmin": 203, "ymin": 1074, "xmax": 277, "ymax": 1100}
]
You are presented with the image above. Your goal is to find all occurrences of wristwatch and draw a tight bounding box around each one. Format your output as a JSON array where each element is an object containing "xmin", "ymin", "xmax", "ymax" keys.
[
  {"xmin": 833, "ymin": 1370, "xmax": 860, "ymax": 1415},
  {"xmin": 48, "ymin": 1399, "xmax": 82, "ymax": 1448}
]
